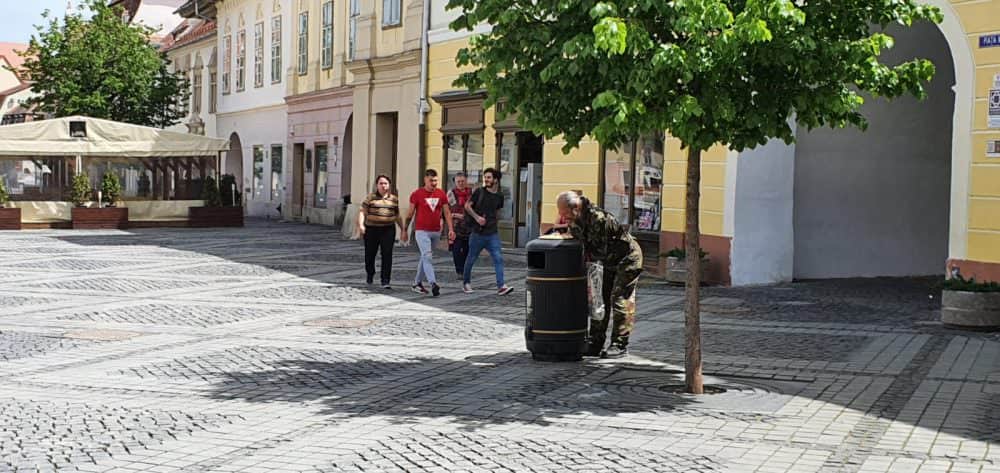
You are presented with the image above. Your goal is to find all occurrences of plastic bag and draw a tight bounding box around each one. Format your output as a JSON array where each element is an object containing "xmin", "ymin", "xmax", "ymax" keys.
[{"xmin": 587, "ymin": 262, "xmax": 605, "ymax": 321}]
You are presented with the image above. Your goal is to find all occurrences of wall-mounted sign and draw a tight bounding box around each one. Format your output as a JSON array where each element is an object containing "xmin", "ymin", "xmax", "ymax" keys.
[
  {"xmin": 988, "ymin": 140, "xmax": 1000, "ymax": 158},
  {"xmin": 982, "ymin": 34, "xmax": 1000, "ymax": 48},
  {"xmin": 990, "ymin": 74, "xmax": 1000, "ymax": 129}
]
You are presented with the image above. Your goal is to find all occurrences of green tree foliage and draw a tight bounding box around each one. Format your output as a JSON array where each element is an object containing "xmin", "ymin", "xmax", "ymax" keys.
[
  {"xmin": 20, "ymin": 0, "xmax": 189, "ymax": 128},
  {"xmin": 100, "ymin": 170, "xmax": 123, "ymax": 207},
  {"xmin": 0, "ymin": 178, "xmax": 9, "ymax": 206},
  {"xmin": 201, "ymin": 176, "xmax": 222, "ymax": 207},
  {"xmin": 219, "ymin": 174, "xmax": 242, "ymax": 207},
  {"xmin": 448, "ymin": 0, "xmax": 941, "ymax": 393},
  {"xmin": 70, "ymin": 173, "xmax": 92, "ymax": 207}
]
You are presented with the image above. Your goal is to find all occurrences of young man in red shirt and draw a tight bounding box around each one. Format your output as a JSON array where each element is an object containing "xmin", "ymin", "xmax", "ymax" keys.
[{"xmin": 404, "ymin": 169, "xmax": 455, "ymax": 296}]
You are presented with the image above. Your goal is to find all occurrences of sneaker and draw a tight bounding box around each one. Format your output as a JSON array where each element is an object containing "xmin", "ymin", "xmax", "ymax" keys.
[
  {"xmin": 411, "ymin": 283, "xmax": 428, "ymax": 295},
  {"xmin": 431, "ymin": 283, "xmax": 441, "ymax": 297},
  {"xmin": 382, "ymin": 283, "xmax": 392, "ymax": 290},
  {"xmin": 602, "ymin": 345, "xmax": 628, "ymax": 359},
  {"xmin": 463, "ymin": 283, "xmax": 474, "ymax": 294},
  {"xmin": 497, "ymin": 285, "xmax": 514, "ymax": 296},
  {"xmin": 366, "ymin": 275, "xmax": 374, "ymax": 285}
]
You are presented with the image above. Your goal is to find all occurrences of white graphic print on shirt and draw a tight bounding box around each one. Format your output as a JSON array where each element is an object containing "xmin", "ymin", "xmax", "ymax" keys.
[{"xmin": 425, "ymin": 197, "xmax": 440, "ymax": 212}]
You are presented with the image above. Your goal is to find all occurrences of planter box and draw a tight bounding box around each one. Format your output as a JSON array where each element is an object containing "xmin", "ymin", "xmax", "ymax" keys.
[
  {"xmin": 72, "ymin": 207, "xmax": 128, "ymax": 229},
  {"xmin": 189, "ymin": 206, "xmax": 243, "ymax": 228},
  {"xmin": 0, "ymin": 207, "xmax": 21, "ymax": 230},
  {"xmin": 664, "ymin": 256, "xmax": 708, "ymax": 284},
  {"xmin": 941, "ymin": 290, "xmax": 1000, "ymax": 330}
]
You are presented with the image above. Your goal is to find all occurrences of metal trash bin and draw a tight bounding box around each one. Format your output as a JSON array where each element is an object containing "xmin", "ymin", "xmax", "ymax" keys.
[{"xmin": 525, "ymin": 234, "xmax": 588, "ymax": 361}]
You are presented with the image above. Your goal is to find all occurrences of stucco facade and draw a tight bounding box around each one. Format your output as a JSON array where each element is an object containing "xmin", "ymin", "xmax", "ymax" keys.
[{"xmin": 164, "ymin": 20, "xmax": 219, "ymax": 138}]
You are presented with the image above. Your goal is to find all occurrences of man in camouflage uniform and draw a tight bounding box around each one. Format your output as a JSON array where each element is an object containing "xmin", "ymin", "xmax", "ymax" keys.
[{"xmin": 556, "ymin": 191, "xmax": 643, "ymax": 359}]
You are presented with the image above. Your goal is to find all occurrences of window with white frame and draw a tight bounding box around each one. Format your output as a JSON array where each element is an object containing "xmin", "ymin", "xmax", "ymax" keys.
[
  {"xmin": 382, "ymin": 0, "xmax": 401, "ymax": 27},
  {"xmin": 271, "ymin": 15, "xmax": 282, "ymax": 83},
  {"xmin": 297, "ymin": 12, "xmax": 308, "ymax": 75},
  {"xmin": 348, "ymin": 0, "xmax": 359, "ymax": 60},
  {"xmin": 253, "ymin": 22, "xmax": 264, "ymax": 88},
  {"xmin": 192, "ymin": 68, "xmax": 202, "ymax": 114},
  {"xmin": 222, "ymin": 35, "xmax": 231, "ymax": 94},
  {"xmin": 235, "ymin": 29, "xmax": 246, "ymax": 91},
  {"xmin": 321, "ymin": 1, "xmax": 333, "ymax": 69}
]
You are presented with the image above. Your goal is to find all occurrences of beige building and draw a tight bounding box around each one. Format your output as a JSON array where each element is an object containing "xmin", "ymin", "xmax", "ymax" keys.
[{"xmin": 163, "ymin": 19, "xmax": 219, "ymax": 137}]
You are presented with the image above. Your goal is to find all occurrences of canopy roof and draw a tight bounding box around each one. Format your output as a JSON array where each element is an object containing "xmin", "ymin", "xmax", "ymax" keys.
[{"xmin": 0, "ymin": 116, "xmax": 228, "ymax": 158}]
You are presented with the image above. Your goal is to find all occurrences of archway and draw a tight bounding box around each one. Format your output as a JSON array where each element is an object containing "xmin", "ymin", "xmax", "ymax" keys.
[
  {"xmin": 792, "ymin": 21, "xmax": 956, "ymax": 278},
  {"xmin": 225, "ymin": 132, "xmax": 244, "ymax": 192},
  {"xmin": 341, "ymin": 114, "xmax": 353, "ymax": 203}
]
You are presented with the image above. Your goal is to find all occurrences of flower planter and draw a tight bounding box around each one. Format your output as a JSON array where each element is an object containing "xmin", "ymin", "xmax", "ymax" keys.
[
  {"xmin": 0, "ymin": 207, "xmax": 21, "ymax": 230},
  {"xmin": 189, "ymin": 206, "xmax": 243, "ymax": 228},
  {"xmin": 941, "ymin": 290, "xmax": 1000, "ymax": 330},
  {"xmin": 664, "ymin": 256, "xmax": 708, "ymax": 284},
  {"xmin": 72, "ymin": 207, "xmax": 128, "ymax": 229}
]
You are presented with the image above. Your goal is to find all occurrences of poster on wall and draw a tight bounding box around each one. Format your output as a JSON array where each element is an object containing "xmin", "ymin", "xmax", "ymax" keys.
[{"xmin": 990, "ymin": 74, "xmax": 1000, "ymax": 129}]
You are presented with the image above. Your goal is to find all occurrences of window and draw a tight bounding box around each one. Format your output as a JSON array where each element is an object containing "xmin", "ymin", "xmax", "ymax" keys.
[
  {"xmin": 314, "ymin": 144, "xmax": 328, "ymax": 208},
  {"xmin": 209, "ymin": 71, "xmax": 217, "ymax": 112},
  {"xmin": 444, "ymin": 134, "xmax": 484, "ymax": 190},
  {"xmin": 298, "ymin": 12, "xmax": 309, "ymax": 75},
  {"xmin": 271, "ymin": 16, "xmax": 282, "ymax": 83},
  {"xmin": 600, "ymin": 133, "xmax": 664, "ymax": 232},
  {"xmin": 235, "ymin": 29, "xmax": 246, "ymax": 91},
  {"xmin": 253, "ymin": 146, "xmax": 265, "ymax": 199},
  {"xmin": 498, "ymin": 133, "xmax": 516, "ymax": 220},
  {"xmin": 192, "ymin": 69, "xmax": 203, "ymax": 114},
  {"xmin": 253, "ymin": 22, "xmax": 264, "ymax": 88},
  {"xmin": 321, "ymin": 1, "xmax": 333, "ymax": 69},
  {"xmin": 348, "ymin": 0, "xmax": 359, "ymax": 59},
  {"xmin": 382, "ymin": 0, "xmax": 401, "ymax": 27},
  {"xmin": 222, "ymin": 35, "xmax": 231, "ymax": 94},
  {"xmin": 270, "ymin": 145, "xmax": 283, "ymax": 201}
]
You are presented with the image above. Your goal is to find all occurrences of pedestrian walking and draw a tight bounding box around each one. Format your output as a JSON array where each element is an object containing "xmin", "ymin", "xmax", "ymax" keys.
[
  {"xmin": 447, "ymin": 172, "xmax": 473, "ymax": 279},
  {"xmin": 405, "ymin": 169, "xmax": 455, "ymax": 297},
  {"xmin": 462, "ymin": 168, "xmax": 514, "ymax": 296},
  {"xmin": 358, "ymin": 175, "xmax": 408, "ymax": 289},
  {"xmin": 556, "ymin": 190, "xmax": 642, "ymax": 359}
]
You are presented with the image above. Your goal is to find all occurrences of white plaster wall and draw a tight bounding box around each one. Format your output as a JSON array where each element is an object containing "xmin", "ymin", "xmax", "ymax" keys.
[
  {"xmin": 216, "ymin": 0, "xmax": 292, "ymax": 115},
  {"xmin": 792, "ymin": 21, "xmax": 955, "ymax": 279},
  {"xmin": 165, "ymin": 41, "xmax": 218, "ymax": 137},
  {"xmin": 731, "ymin": 135, "xmax": 796, "ymax": 285},
  {"xmin": 217, "ymin": 106, "xmax": 288, "ymax": 218}
]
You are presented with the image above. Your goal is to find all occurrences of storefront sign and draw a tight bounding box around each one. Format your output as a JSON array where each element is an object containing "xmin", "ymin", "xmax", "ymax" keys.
[
  {"xmin": 982, "ymin": 34, "xmax": 1000, "ymax": 48},
  {"xmin": 988, "ymin": 140, "xmax": 1000, "ymax": 159}
]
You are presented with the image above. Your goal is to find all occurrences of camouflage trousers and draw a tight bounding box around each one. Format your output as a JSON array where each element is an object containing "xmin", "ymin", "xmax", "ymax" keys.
[{"xmin": 590, "ymin": 243, "xmax": 643, "ymax": 348}]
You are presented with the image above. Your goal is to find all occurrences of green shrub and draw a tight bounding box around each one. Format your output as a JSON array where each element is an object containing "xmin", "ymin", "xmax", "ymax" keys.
[
  {"xmin": 662, "ymin": 247, "xmax": 708, "ymax": 260},
  {"xmin": 70, "ymin": 173, "xmax": 92, "ymax": 207},
  {"xmin": 201, "ymin": 175, "xmax": 222, "ymax": 207},
  {"xmin": 219, "ymin": 174, "xmax": 242, "ymax": 207},
  {"xmin": 943, "ymin": 275, "xmax": 1000, "ymax": 293},
  {"xmin": 0, "ymin": 178, "xmax": 9, "ymax": 206},
  {"xmin": 100, "ymin": 170, "xmax": 123, "ymax": 206}
]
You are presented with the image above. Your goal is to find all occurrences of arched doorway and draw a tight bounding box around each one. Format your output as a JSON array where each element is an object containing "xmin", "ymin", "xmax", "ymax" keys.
[
  {"xmin": 792, "ymin": 21, "xmax": 956, "ymax": 278},
  {"xmin": 341, "ymin": 114, "xmax": 353, "ymax": 202},
  {"xmin": 226, "ymin": 132, "xmax": 244, "ymax": 191}
]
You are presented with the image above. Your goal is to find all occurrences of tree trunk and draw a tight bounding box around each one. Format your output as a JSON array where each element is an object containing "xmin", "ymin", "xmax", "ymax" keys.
[{"xmin": 684, "ymin": 146, "xmax": 704, "ymax": 394}]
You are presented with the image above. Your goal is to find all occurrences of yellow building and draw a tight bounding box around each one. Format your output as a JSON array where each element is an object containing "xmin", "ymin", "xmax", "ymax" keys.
[{"xmin": 425, "ymin": 0, "xmax": 1000, "ymax": 286}]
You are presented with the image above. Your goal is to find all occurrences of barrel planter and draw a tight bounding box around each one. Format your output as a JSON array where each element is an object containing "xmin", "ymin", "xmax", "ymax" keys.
[
  {"xmin": 0, "ymin": 207, "xmax": 21, "ymax": 230},
  {"xmin": 72, "ymin": 207, "xmax": 128, "ymax": 229},
  {"xmin": 665, "ymin": 256, "xmax": 708, "ymax": 284},
  {"xmin": 188, "ymin": 206, "xmax": 243, "ymax": 228},
  {"xmin": 941, "ymin": 290, "xmax": 1000, "ymax": 330}
]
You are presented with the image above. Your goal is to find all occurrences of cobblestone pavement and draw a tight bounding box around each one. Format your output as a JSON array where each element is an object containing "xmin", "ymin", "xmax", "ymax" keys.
[{"xmin": 1, "ymin": 220, "xmax": 998, "ymax": 473}]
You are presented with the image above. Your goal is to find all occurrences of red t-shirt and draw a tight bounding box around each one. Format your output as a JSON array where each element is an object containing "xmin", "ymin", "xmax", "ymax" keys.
[{"xmin": 409, "ymin": 187, "xmax": 448, "ymax": 232}]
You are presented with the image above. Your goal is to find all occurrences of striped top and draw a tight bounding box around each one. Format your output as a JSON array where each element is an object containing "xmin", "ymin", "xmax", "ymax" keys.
[{"xmin": 361, "ymin": 192, "xmax": 400, "ymax": 227}]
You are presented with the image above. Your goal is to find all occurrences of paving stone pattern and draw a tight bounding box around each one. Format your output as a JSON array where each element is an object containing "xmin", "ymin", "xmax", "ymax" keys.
[{"xmin": 0, "ymin": 220, "xmax": 997, "ymax": 472}]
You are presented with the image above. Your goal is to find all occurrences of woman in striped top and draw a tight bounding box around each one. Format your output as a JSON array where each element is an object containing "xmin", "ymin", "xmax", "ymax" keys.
[{"xmin": 359, "ymin": 175, "xmax": 408, "ymax": 289}]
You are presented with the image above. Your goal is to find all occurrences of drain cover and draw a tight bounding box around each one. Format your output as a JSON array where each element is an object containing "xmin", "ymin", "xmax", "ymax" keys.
[{"xmin": 303, "ymin": 318, "xmax": 375, "ymax": 328}]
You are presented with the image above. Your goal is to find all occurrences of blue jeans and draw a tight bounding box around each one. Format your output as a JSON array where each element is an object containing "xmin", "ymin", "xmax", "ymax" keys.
[
  {"xmin": 414, "ymin": 230, "xmax": 440, "ymax": 286},
  {"xmin": 463, "ymin": 232, "xmax": 505, "ymax": 288}
]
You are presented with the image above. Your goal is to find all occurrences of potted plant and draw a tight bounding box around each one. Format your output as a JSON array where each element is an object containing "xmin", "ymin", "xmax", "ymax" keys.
[
  {"xmin": 189, "ymin": 175, "xmax": 243, "ymax": 227},
  {"xmin": 71, "ymin": 172, "xmax": 128, "ymax": 229},
  {"xmin": 941, "ymin": 275, "xmax": 1000, "ymax": 329},
  {"xmin": 100, "ymin": 170, "xmax": 123, "ymax": 207},
  {"xmin": 219, "ymin": 174, "xmax": 242, "ymax": 207},
  {"xmin": 662, "ymin": 247, "xmax": 709, "ymax": 284},
  {"xmin": 0, "ymin": 178, "xmax": 20, "ymax": 230}
]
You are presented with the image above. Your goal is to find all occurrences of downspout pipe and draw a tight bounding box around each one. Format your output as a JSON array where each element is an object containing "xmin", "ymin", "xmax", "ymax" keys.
[{"xmin": 417, "ymin": 0, "xmax": 431, "ymax": 185}]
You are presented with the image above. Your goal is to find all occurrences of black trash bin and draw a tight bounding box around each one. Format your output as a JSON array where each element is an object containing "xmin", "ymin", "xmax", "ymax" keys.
[{"xmin": 525, "ymin": 235, "xmax": 588, "ymax": 361}]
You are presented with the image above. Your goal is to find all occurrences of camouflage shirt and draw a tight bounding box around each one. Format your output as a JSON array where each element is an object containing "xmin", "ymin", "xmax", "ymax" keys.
[{"xmin": 569, "ymin": 204, "xmax": 642, "ymax": 269}]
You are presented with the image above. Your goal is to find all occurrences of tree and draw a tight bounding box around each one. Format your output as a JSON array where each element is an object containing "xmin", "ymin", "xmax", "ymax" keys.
[
  {"xmin": 449, "ymin": 0, "xmax": 941, "ymax": 393},
  {"xmin": 20, "ymin": 0, "xmax": 189, "ymax": 128},
  {"xmin": 100, "ymin": 170, "xmax": 123, "ymax": 207},
  {"xmin": 0, "ymin": 178, "xmax": 9, "ymax": 207},
  {"xmin": 70, "ymin": 173, "xmax": 92, "ymax": 207},
  {"xmin": 201, "ymin": 176, "xmax": 222, "ymax": 207}
]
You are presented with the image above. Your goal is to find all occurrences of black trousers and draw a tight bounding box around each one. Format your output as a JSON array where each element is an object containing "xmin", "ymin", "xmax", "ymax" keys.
[
  {"xmin": 364, "ymin": 225, "xmax": 396, "ymax": 284},
  {"xmin": 450, "ymin": 236, "xmax": 469, "ymax": 275}
]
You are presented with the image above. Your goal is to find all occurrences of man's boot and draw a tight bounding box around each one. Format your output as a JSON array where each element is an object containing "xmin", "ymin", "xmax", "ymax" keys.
[{"xmin": 602, "ymin": 341, "xmax": 628, "ymax": 359}]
